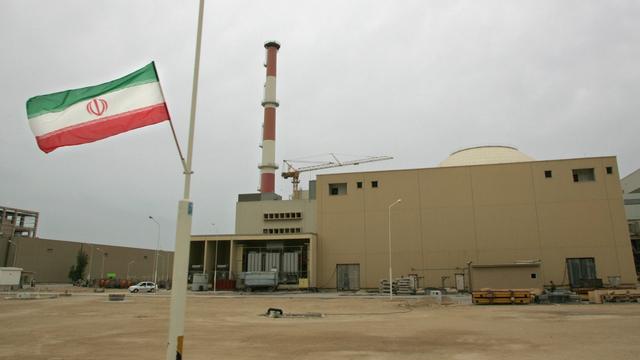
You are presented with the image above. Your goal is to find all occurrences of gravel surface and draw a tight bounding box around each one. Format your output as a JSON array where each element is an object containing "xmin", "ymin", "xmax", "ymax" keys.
[{"xmin": 1, "ymin": 290, "xmax": 639, "ymax": 359}]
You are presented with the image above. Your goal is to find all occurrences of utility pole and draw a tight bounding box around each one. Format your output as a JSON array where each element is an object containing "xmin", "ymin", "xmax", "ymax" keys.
[
  {"xmin": 388, "ymin": 199, "xmax": 402, "ymax": 300},
  {"xmin": 149, "ymin": 216, "xmax": 161, "ymax": 288}
]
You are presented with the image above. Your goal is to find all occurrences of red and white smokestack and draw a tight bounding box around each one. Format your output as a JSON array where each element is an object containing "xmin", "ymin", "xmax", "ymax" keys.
[{"xmin": 259, "ymin": 41, "xmax": 280, "ymax": 193}]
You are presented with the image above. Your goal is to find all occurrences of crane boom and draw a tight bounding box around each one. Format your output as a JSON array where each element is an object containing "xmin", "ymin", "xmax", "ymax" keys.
[{"xmin": 281, "ymin": 153, "xmax": 393, "ymax": 194}]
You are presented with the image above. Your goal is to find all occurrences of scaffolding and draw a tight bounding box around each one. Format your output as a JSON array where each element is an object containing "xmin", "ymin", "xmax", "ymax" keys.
[{"xmin": 1, "ymin": 206, "xmax": 39, "ymax": 267}]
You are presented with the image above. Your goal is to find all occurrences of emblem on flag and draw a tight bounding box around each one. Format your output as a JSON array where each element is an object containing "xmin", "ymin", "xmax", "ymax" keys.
[{"xmin": 86, "ymin": 98, "xmax": 108, "ymax": 116}]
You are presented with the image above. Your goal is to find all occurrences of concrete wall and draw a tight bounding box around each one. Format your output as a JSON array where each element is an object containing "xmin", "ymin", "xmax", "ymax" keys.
[
  {"xmin": 316, "ymin": 156, "xmax": 637, "ymax": 289},
  {"xmin": 12, "ymin": 237, "xmax": 173, "ymax": 283},
  {"xmin": 235, "ymin": 199, "xmax": 316, "ymax": 234},
  {"xmin": 470, "ymin": 265, "xmax": 543, "ymax": 291}
]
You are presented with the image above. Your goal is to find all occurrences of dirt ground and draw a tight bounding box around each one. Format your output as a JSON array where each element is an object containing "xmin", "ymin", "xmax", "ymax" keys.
[{"xmin": 1, "ymin": 289, "xmax": 639, "ymax": 360}]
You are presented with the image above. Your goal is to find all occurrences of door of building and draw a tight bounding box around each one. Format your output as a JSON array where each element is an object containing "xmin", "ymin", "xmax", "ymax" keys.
[
  {"xmin": 455, "ymin": 273, "xmax": 465, "ymax": 291},
  {"xmin": 566, "ymin": 257, "xmax": 597, "ymax": 288},
  {"xmin": 336, "ymin": 264, "xmax": 360, "ymax": 291}
]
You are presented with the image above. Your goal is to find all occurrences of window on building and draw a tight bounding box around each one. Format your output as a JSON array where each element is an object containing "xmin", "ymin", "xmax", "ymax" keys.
[
  {"xmin": 263, "ymin": 229, "xmax": 268, "ymax": 234},
  {"xmin": 263, "ymin": 214, "xmax": 269, "ymax": 220},
  {"xmin": 296, "ymin": 212, "xmax": 302, "ymax": 218},
  {"xmin": 544, "ymin": 170, "xmax": 552, "ymax": 178},
  {"xmin": 371, "ymin": 181, "xmax": 378, "ymax": 188},
  {"xmin": 357, "ymin": 181, "xmax": 363, "ymax": 189},
  {"xmin": 572, "ymin": 168, "xmax": 595, "ymax": 183},
  {"xmin": 329, "ymin": 183, "xmax": 347, "ymax": 196},
  {"xmin": 530, "ymin": 273, "xmax": 537, "ymax": 279},
  {"xmin": 606, "ymin": 166, "xmax": 613, "ymax": 174}
]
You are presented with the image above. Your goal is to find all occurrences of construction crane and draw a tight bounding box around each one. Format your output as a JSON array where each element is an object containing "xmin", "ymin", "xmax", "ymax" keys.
[{"xmin": 282, "ymin": 153, "xmax": 393, "ymax": 194}]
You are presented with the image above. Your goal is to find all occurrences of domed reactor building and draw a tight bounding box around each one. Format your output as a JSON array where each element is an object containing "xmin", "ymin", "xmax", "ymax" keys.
[
  {"xmin": 188, "ymin": 43, "xmax": 636, "ymax": 292},
  {"xmin": 191, "ymin": 143, "xmax": 636, "ymax": 292},
  {"xmin": 311, "ymin": 146, "xmax": 635, "ymax": 291}
]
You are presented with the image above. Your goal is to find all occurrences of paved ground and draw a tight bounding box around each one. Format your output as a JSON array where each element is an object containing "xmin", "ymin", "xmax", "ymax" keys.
[{"xmin": 1, "ymin": 288, "xmax": 639, "ymax": 360}]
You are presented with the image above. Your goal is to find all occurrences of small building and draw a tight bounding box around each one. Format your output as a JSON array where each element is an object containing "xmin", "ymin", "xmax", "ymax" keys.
[{"xmin": 189, "ymin": 188, "xmax": 318, "ymax": 289}]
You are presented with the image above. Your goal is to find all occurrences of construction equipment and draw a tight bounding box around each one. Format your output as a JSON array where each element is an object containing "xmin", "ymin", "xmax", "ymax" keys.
[{"xmin": 282, "ymin": 153, "xmax": 393, "ymax": 193}]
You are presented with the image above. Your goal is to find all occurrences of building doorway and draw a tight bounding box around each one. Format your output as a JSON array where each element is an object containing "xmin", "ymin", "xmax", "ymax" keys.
[
  {"xmin": 566, "ymin": 257, "xmax": 599, "ymax": 288},
  {"xmin": 336, "ymin": 264, "xmax": 360, "ymax": 291}
]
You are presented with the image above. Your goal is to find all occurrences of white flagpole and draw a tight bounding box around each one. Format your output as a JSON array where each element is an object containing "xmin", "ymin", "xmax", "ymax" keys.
[{"xmin": 166, "ymin": 0, "xmax": 205, "ymax": 359}]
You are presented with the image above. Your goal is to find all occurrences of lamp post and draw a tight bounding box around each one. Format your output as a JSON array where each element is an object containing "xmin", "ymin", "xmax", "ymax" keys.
[
  {"xmin": 212, "ymin": 223, "xmax": 218, "ymax": 293},
  {"xmin": 87, "ymin": 245, "xmax": 94, "ymax": 282},
  {"xmin": 160, "ymin": 251, "xmax": 169, "ymax": 288},
  {"xmin": 388, "ymin": 198, "xmax": 402, "ymax": 300},
  {"xmin": 96, "ymin": 247, "xmax": 106, "ymax": 280},
  {"xmin": 149, "ymin": 216, "xmax": 161, "ymax": 288},
  {"xmin": 127, "ymin": 260, "xmax": 135, "ymax": 280}
]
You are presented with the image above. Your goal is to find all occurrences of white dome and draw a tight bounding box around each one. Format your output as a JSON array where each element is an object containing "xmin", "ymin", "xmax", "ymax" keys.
[{"xmin": 440, "ymin": 146, "xmax": 534, "ymax": 167}]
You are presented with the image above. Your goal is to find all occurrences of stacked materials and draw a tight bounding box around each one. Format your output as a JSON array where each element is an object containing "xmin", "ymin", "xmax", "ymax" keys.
[
  {"xmin": 396, "ymin": 277, "xmax": 417, "ymax": 295},
  {"xmin": 378, "ymin": 279, "xmax": 398, "ymax": 294},
  {"xmin": 472, "ymin": 289, "xmax": 532, "ymax": 305}
]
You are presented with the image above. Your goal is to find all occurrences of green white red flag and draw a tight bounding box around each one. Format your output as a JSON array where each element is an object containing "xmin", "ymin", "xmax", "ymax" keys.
[{"xmin": 26, "ymin": 62, "xmax": 170, "ymax": 153}]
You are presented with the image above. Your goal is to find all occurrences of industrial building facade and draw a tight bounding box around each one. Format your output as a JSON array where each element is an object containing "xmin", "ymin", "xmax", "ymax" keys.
[
  {"xmin": 2, "ymin": 205, "xmax": 174, "ymax": 284},
  {"xmin": 189, "ymin": 192, "xmax": 318, "ymax": 289},
  {"xmin": 14, "ymin": 237, "xmax": 174, "ymax": 284},
  {"xmin": 315, "ymin": 154, "xmax": 636, "ymax": 290},
  {"xmin": 190, "ymin": 149, "xmax": 637, "ymax": 291}
]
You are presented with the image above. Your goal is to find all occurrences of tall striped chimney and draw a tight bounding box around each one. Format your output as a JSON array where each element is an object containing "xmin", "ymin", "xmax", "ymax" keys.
[{"xmin": 259, "ymin": 41, "xmax": 280, "ymax": 193}]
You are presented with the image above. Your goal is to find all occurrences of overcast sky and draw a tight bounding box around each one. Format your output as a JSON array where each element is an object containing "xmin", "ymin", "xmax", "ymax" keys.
[{"xmin": 1, "ymin": 1, "xmax": 639, "ymax": 251}]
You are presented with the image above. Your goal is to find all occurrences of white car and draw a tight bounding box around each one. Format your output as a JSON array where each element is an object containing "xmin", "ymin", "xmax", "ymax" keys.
[{"xmin": 128, "ymin": 281, "xmax": 157, "ymax": 293}]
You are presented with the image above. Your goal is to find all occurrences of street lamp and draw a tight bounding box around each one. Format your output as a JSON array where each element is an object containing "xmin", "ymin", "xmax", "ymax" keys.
[
  {"xmin": 127, "ymin": 260, "xmax": 135, "ymax": 280},
  {"xmin": 87, "ymin": 245, "xmax": 95, "ymax": 282},
  {"xmin": 149, "ymin": 216, "xmax": 161, "ymax": 289},
  {"xmin": 96, "ymin": 247, "xmax": 106, "ymax": 280},
  {"xmin": 388, "ymin": 198, "xmax": 402, "ymax": 300},
  {"xmin": 212, "ymin": 223, "xmax": 218, "ymax": 293}
]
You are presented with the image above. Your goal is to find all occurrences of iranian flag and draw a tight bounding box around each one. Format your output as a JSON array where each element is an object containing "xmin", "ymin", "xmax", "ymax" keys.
[{"xmin": 26, "ymin": 62, "xmax": 170, "ymax": 153}]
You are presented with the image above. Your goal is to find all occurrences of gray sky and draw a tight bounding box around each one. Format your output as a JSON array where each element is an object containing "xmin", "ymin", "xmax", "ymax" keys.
[{"xmin": 2, "ymin": 1, "xmax": 639, "ymax": 251}]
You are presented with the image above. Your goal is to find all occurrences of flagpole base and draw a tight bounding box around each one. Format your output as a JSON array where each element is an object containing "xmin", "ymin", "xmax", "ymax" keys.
[{"xmin": 166, "ymin": 199, "xmax": 192, "ymax": 360}]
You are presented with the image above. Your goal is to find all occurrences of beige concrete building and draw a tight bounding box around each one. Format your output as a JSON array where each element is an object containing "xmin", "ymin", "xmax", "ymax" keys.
[
  {"xmin": 2, "ymin": 206, "xmax": 174, "ymax": 284},
  {"xmin": 189, "ymin": 146, "xmax": 636, "ymax": 291},
  {"xmin": 315, "ymin": 147, "xmax": 636, "ymax": 290},
  {"xmin": 189, "ymin": 189, "xmax": 318, "ymax": 289},
  {"xmin": 235, "ymin": 192, "xmax": 316, "ymax": 235},
  {"xmin": 13, "ymin": 237, "xmax": 173, "ymax": 284}
]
